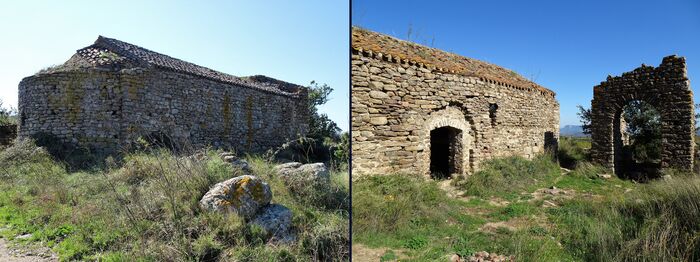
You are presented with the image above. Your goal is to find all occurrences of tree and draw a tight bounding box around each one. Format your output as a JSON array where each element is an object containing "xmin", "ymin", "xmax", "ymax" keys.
[
  {"xmin": 0, "ymin": 99, "xmax": 16, "ymax": 125},
  {"xmin": 622, "ymin": 101, "xmax": 661, "ymax": 162},
  {"xmin": 307, "ymin": 81, "xmax": 341, "ymax": 141},
  {"xmin": 576, "ymin": 105, "xmax": 591, "ymax": 135}
]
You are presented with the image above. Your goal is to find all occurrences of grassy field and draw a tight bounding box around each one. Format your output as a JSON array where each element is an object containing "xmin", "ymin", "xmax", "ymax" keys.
[
  {"xmin": 0, "ymin": 139, "xmax": 349, "ymax": 261},
  {"xmin": 353, "ymin": 136, "xmax": 700, "ymax": 261}
]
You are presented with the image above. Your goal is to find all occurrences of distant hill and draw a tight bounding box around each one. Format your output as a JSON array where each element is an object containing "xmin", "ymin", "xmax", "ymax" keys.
[{"xmin": 560, "ymin": 125, "xmax": 588, "ymax": 137}]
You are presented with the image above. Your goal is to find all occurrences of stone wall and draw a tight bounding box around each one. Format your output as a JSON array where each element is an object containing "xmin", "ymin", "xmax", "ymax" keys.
[
  {"xmin": 590, "ymin": 55, "xmax": 694, "ymax": 173},
  {"xmin": 351, "ymin": 49, "xmax": 559, "ymax": 177},
  {"xmin": 0, "ymin": 124, "xmax": 17, "ymax": 146},
  {"xmin": 18, "ymin": 68, "xmax": 308, "ymax": 155}
]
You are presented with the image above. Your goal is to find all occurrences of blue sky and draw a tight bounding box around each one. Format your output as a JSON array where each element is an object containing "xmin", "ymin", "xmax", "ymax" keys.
[
  {"xmin": 0, "ymin": 1, "xmax": 349, "ymax": 130},
  {"xmin": 353, "ymin": 0, "xmax": 700, "ymax": 126}
]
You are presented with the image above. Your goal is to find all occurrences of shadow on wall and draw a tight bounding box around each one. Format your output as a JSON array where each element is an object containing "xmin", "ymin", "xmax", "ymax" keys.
[{"xmin": 544, "ymin": 131, "xmax": 558, "ymax": 157}]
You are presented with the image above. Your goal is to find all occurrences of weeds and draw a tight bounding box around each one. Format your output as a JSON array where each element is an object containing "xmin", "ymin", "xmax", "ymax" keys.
[{"xmin": 0, "ymin": 139, "xmax": 348, "ymax": 261}]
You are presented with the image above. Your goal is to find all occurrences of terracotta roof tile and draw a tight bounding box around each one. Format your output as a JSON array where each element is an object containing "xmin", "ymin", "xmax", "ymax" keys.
[{"xmin": 75, "ymin": 36, "xmax": 303, "ymax": 96}]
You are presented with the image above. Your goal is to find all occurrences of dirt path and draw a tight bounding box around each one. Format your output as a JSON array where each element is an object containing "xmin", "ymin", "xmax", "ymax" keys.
[
  {"xmin": 0, "ymin": 238, "xmax": 56, "ymax": 262},
  {"xmin": 352, "ymin": 244, "xmax": 406, "ymax": 261}
]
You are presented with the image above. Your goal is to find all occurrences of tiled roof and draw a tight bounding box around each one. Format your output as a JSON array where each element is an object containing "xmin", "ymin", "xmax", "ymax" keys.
[
  {"xmin": 76, "ymin": 36, "xmax": 303, "ymax": 96},
  {"xmin": 352, "ymin": 27, "xmax": 554, "ymax": 95}
]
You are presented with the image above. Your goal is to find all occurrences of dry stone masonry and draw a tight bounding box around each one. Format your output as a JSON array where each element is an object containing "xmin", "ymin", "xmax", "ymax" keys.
[
  {"xmin": 18, "ymin": 36, "xmax": 308, "ymax": 155},
  {"xmin": 590, "ymin": 55, "xmax": 694, "ymax": 174},
  {"xmin": 351, "ymin": 27, "xmax": 559, "ymax": 178}
]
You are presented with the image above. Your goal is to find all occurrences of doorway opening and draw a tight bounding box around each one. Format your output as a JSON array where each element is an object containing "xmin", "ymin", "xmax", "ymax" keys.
[
  {"xmin": 430, "ymin": 126, "xmax": 463, "ymax": 179},
  {"xmin": 613, "ymin": 100, "xmax": 662, "ymax": 180}
]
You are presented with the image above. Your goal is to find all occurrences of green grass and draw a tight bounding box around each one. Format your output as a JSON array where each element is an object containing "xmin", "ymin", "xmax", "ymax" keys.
[
  {"xmin": 454, "ymin": 154, "xmax": 561, "ymax": 199},
  {"xmin": 354, "ymin": 141, "xmax": 700, "ymax": 261},
  {"xmin": 0, "ymin": 139, "xmax": 348, "ymax": 261}
]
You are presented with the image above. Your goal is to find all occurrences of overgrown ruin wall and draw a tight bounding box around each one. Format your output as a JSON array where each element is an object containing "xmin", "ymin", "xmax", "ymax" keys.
[
  {"xmin": 18, "ymin": 68, "xmax": 308, "ymax": 155},
  {"xmin": 590, "ymin": 55, "xmax": 694, "ymax": 173},
  {"xmin": 351, "ymin": 29, "xmax": 559, "ymax": 177}
]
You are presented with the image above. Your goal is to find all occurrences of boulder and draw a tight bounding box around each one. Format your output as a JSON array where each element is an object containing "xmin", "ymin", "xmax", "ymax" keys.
[
  {"xmin": 275, "ymin": 162, "xmax": 330, "ymax": 184},
  {"xmin": 199, "ymin": 175, "xmax": 272, "ymax": 220},
  {"xmin": 250, "ymin": 204, "xmax": 295, "ymax": 243},
  {"xmin": 275, "ymin": 162, "xmax": 303, "ymax": 176}
]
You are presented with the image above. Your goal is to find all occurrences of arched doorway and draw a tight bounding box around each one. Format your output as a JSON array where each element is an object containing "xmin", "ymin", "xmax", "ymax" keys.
[
  {"xmin": 430, "ymin": 126, "xmax": 463, "ymax": 179},
  {"xmin": 590, "ymin": 55, "xmax": 694, "ymax": 175},
  {"xmin": 423, "ymin": 107, "xmax": 474, "ymax": 178}
]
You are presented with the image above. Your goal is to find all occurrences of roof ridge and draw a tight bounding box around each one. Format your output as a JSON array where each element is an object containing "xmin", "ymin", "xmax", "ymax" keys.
[
  {"xmin": 79, "ymin": 36, "xmax": 304, "ymax": 97},
  {"xmin": 351, "ymin": 27, "xmax": 555, "ymax": 96}
]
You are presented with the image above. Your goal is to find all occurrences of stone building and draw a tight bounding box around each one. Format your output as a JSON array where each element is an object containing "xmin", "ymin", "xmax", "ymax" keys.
[
  {"xmin": 590, "ymin": 55, "xmax": 694, "ymax": 174},
  {"xmin": 351, "ymin": 27, "xmax": 559, "ymax": 178},
  {"xmin": 18, "ymin": 36, "xmax": 309, "ymax": 155}
]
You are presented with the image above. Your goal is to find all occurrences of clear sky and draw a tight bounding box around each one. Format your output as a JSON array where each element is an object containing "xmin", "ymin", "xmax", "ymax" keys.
[
  {"xmin": 352, "ymin": 0, "xmax": 700, "ymax": 126},
  {"xmin": 0, "ymin": 0, "xmax": 349, "ymax": 131}
]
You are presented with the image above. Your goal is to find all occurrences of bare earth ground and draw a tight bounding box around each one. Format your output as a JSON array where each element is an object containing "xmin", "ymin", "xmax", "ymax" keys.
[
  {"xmin": 0, "ymin": 238, "xmax": 57, "ymax": 262},
  {"xmin": 352, "ymin": 244, "xmax": 407, "ymax": 261}
]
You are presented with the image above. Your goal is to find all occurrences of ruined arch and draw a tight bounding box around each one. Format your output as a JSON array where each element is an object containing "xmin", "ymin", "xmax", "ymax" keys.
[
  {"xmin": 423, "ymin": 107, "xmax": 474, "ymax": 178},
  {"xmin": 590, "ymin": 55, "xmax": 694, "ymax": 174}
]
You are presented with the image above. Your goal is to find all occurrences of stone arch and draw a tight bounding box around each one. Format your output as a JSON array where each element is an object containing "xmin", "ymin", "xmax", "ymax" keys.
[
  {"xmin": 423, "ymin": 106, "xmax": 474, "ymax": 178},
  {"xmin": 590, "ymin": 55, "xmax": 694, "ymax": 174}
]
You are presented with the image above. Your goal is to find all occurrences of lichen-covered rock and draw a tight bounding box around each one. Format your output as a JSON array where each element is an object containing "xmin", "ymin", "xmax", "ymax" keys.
[
  {"xmin": 199, "ymin": 175, "xmax": 272, "ymax": 220},
  {"xmin": 250, "ymin": 204, "xmax": 295, "ymax": 243}
]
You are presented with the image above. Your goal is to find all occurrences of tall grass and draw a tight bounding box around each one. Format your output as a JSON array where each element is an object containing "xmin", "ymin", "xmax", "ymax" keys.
[
  {"xmin": 557, "ymin": 136, "xmax": 589, "ymax": 169},
  {"xmin": 551, "ymin": 172, "xmax": 700, "ymax": 261},
  {"xmin": 0, "ymin": 139, "xmax": 349, "ymax": 261}
]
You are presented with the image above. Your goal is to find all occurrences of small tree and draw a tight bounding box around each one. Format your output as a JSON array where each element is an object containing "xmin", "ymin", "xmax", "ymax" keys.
[
  {"xmin": 576, "ymin": 105, "xmax": 592, "ymax": 135},
  {"xmin": 0, "ymin": 99, "xmax": 16, "ymax": 125},
  {"xmin": 307, "ymin": 81, "xmax": 341, "ymax": 141}
]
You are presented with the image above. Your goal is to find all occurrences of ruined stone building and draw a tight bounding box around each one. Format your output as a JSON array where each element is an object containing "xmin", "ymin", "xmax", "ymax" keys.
[
  {"xmin": 590, "ymin": 55, "xmax": 694, "ymax": 174},
  {"xmin": 351, "ymin": 27, "xmax": 559, "ymax": 178},
  {"xmin": 18, "ymin": 36, "xmax": 309, "ymax": 154}
]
